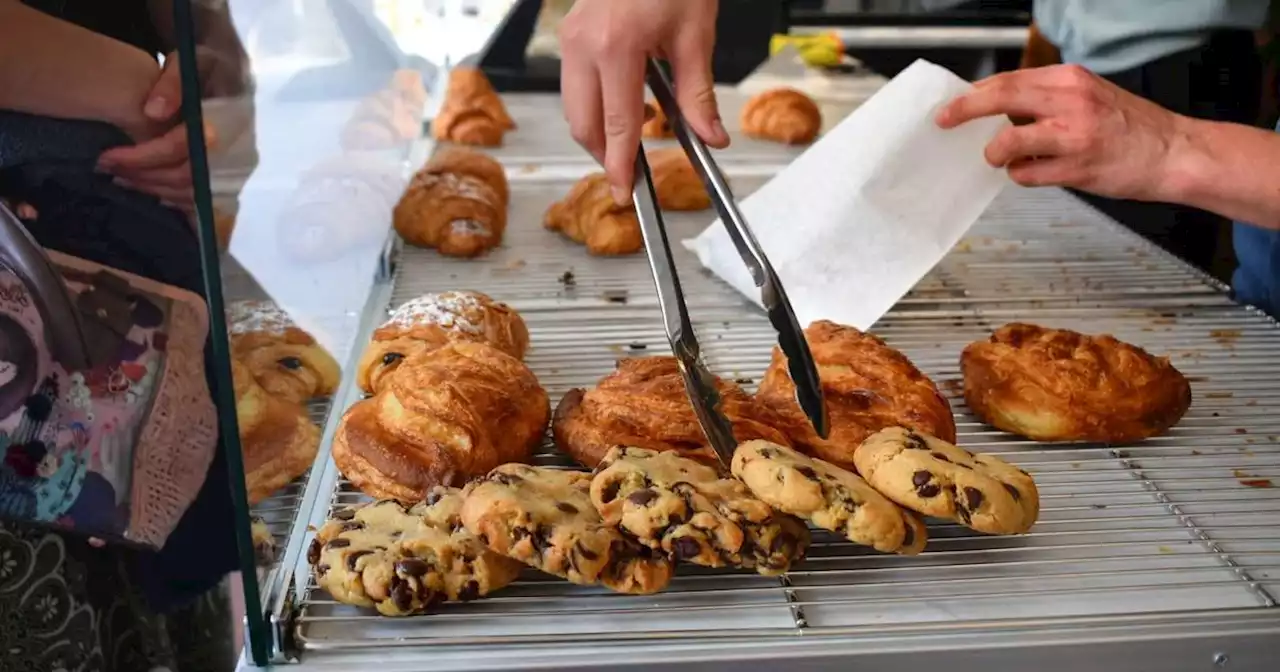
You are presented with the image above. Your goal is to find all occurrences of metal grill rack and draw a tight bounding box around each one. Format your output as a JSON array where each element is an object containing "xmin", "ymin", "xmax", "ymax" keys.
[{"xmin": 286, "ymin": 162, "xmax": 1280, "ymax": 665}]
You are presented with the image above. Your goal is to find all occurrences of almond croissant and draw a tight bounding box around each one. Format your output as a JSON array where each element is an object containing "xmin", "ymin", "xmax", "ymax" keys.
[
  {"xmin": 394, "ymin": 169, "xmax": 506, "ymax": 258},
  {"xmin": 432, "ymin": 67, "xmax": 514, "ymax": 146}
]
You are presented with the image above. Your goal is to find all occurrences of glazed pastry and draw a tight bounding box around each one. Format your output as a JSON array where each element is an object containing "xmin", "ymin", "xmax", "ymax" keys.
[
  {"xmin": 590, "ymin": 446, "xmax": 810, "ymax": 574},
  {"xmin": 233, "ymin": 359, "xmax": 321, "ymax": 505},
  {"xmin": 423, "ymin": 146, "xmax": 510, "ymax": 206},
  {"xmin": 333, "ymin": 342, "xmax": 549, "ymax": 502},
  {"xmin": 543, "ymin": 173, "xmax": 642, "ymax": 255},
  {"xmin": 960, "ymin": 323, "xmax": 1192, "ymax": 443},
  {"xmin": 732, "ymin": 440, "xmax": 926, "ymax": 555},
  {"xmin": 553, "ymin": 356, "xmax": 791, "ymax": 468},
  {"xmin": 432, "ymin": 67, "xmax": 514, "ymax": 146},
  {"xmin": 308, "ymin": 488, "xmax": 524, "ymax": 616},
  {"xmin": 740, "ymin": 88, "xmax": 821, "ymax": 144},
  {"xmin": 647, "ymin": 148, "xmax": 710, "ymax": 212},
  {"xmin": 356, "ymin": 291, "xmax": 529, "ymax": 395},
  {"xmin": 756, "ymin": 320, "xmax": 956, "ymax": 471},
  {"xmin": 461, "ymin": 464, "xmax": 674, "ymax": 594},
  {"xmin": 854, "ymin": 427, "xmax": 1040, "ymax": 535},
  {"xmin": 227, "ymin": 300, "xmax": 341, "ymax": 404},
  {"xmin": 642, "ymin": 100, "xmax": 674, "ymax": 139},
  {"xmin": 394, "ymin": 169, "xmax": 506, "ymax": 258}
]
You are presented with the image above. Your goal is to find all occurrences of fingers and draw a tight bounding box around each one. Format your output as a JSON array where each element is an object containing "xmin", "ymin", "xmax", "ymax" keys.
[
  {"xmin": 112, "ymin": 162, "xmax": 194, "ymax": 202},
  {"xmin": 598, "ymin": 48, "xmax": 647, "ymax": 204},
  {"xmin": 983, "ymin": 122, "xmax": 1071, "ymax": 167},
  {"xmin": 562, "ymin": 51, "xmax": 606, "ymax": 165},
  {"xmin": 146, "ymin": 52, "xmax": 185, "ymax": 121},
  {"xmin": 1006, "ymin": 157, "xmax": 1080, "ymax": 188},
  {"xmin": 97, "ymin": 126, "xmax": 189, "ymax": 172},
  {"xmin": 667, "ymin": 17, "xmax": 728, "ymax": 148}
]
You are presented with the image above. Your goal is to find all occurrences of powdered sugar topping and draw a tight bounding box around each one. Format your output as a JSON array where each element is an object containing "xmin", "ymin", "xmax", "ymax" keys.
[
  {"xmin": 228, "ymin": 300, "xmax": 295, "ymax": 335},
  {"xmin": 407, "ymin": 172, "xmax": 497, "ymax": 208},
  {"xmin": 450, "ymin": 219, "xmax": 490, "ymax": 237},
  {"xmin": 383, "ymin": 291, "xmax": 484, "ymax": 334}
]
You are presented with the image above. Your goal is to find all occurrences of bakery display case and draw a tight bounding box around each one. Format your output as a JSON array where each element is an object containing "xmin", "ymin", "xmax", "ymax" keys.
[{"xmin": 165, "ymin": 1, "xmax": 1280, "ymax": 670}]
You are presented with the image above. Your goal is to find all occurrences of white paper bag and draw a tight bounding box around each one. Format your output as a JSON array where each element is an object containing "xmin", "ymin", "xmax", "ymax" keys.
[{"xmin": 685, "ymin": 59, "xmax": 1011, "ymax": 329}]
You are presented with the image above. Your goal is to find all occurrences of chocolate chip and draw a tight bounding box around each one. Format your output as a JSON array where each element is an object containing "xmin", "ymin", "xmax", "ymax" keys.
[
  {"xmin": 325, "ymin": 538, "xmax": 351, "ymax": 550},
  {"xmin": 340, "ymin": 521, "xmax": 365, "ymax": 532},
  {"xmin": 575, "ymin": 542, "xmax": 599, "ymax": 561},
  {"xmin": 556, "ymin": 502, "xmax": 579, "ymax": 514},
  {"xmin": 902, "ymin": 523, "xmax": 915, "ymax": 548},
  {"xmin": 425, "ymin": 489, "xmax": 445, "ymax": 506},
  {"xmin": 600, "ymin": 480, "xmax": 622, "ymax": 503},
  {"xmin": 916, "ymin": 483, "xmax": 941, "ymax": 498},
  {"xmin": 391, "ymin": 578, "xmax": 414, "ymax": 612},
  {"xmin": 492, "ymin": 472, "xmax": 523, "ymax": 486},
  {"xmin": 956, "ymin": 462, "xmax": 973, "ymax": 470},
  {"xmin": 911, "ymin": 470, "xmax": 932, "ymax": 487},
  {"xmin": 381, "ymin": 352, "xmax": 404, "ymax": 366},
  {"xmin": 964, "ymin": 487, "xmax": 984, "ymax": 511},
  {"xmin": 278, "ymin": 356, "xmax": 303, "ymax": 370},
  {"xmin": 771, "ymin": 532, "xmax": 796, "ymax": 554},
  {"xmin": 1002, "ymin": 482, "xmax": 1022, "ymax": 501},
  {"xmin": 396, "ymin": 558, "xmax": 431, "ymax": 577},
  {"xmin": 315, "ymin": 563, "xmax": 330, "ymax": 576},
  {"xmin": 531, "ymin": 525, "xmax": 553, "ymax": 555},
  {"xmin": 672, "ymin": 537, "xmax": 702, "ymax": 560},
  {"xmin": 345, "ymin": 550, "xmax": 372, "ymax": 570},
  {"xmin": 931, "ymin": 451, "xmax": 951, "ymax": 463},
  {"xmin": 457, "ymin": 580, "xmax": 480, "ymax": 602},
  {"xmin": 333, "ymin": 508, "xmax": 356, "ymax": 521},
  {"xmin": 307, "ymin": 538, "xmax": 322, "ymax": 564},
  {"xmin": 627, "ymin": 489, "xmax": 658, "ymax": 506},
  {"xmin": 903, "ymin": 432, "xmax": 928, "ymax": 450},
  {"xmin": 795, "ymin": 466, "xmax": 817, "ymax": 479}
]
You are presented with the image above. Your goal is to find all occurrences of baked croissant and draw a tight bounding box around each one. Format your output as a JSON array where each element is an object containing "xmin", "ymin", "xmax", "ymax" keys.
[
  {"xmin": 394, "ymin": 170, "xmax": 505, "ymax": 257},
  {"xmin": 432, "ymin": 67, "xmax": 514, "ymax": 146},
  {"xmin": 333, "ymin": 341, "xmax": 550, "ymax": 502},
  {"xmin": 642, "ymin": 100, "xmax": 674, "ymax": 139},
  {"xmin": 423, "ymin": 147, "xmax": 509, "ymax": 206},
  {"xmin": 341, "ymin": 88, "xmax": 421, "ymax": 151},
  {"xmin": 544, "ymin": 173, "xmax": 642, "ymax": 255},
  {"xmin": 233, "ymin": 358, "xmax": 321, "ymax": 505},
  {"xmin": 553, "ymin": 356, "xmax": 793, "ymax": 468},
  {"xmin": 756, "ymin": 320, "xmax": 956, "ymax": 471},
  {"xmin": 227, "ymin": 300, "xmax": 341, "ymax": 404},
  {"xmin": 647, "ymin": 148, "xmax": 711, "ymax": 212},
  {"xmin": 356, "ymin": 290, "xmax": 530, "ymax": 394},
  {"xmin": 741, "ymin": 88, "xmax": 821, "ymax": 145}
]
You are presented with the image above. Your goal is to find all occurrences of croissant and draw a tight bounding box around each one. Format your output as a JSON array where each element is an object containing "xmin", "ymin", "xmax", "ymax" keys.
[
  {"xmin": 356, "ymin": 290, "xmax": 530, "ymax": 394},
  {"xmin": 642, "ymin": 100, "xmax": 674, "ymax": 139},
  {"xmin": 341, "ymin": 88, "xmax": 421, "ymax": 151},
  {"xmin": 227, "ymin": 300, "xmax": 341, "ymax": 404},
  {"xmin": 394, "ymin": 170, "xmax": 505, "ymax": 257},
  {"xmin": 553, "ymin": 356, "xmax": 793, "ymax": 468},
  {"xmin": 544, "ymin": 173, "xmax": 642, "ymax": 255},
  {"xmin": 741, "ymin": 88, "xmax": 821, "ymax": 145},
  {"xmin": 432, "ymin": 67, "xmax": 514, "ymax": 146},
  {"xmin": 233, "ymin": 358, "xmax": 321, "ymax": 505},
  {"xmin": 756, "ymin": 320, "xmax": 955, "ymax": 471},
  {"xmin": 647, "ymin": 148, "xmax": 711, "ymax": 211},
  {"xmin": 333, "ymin": 341, "xmax": 550, "ymax": 502},
  {"xmin": 423, "ymin": 147, "xmax": 509, "ymax": 206}
]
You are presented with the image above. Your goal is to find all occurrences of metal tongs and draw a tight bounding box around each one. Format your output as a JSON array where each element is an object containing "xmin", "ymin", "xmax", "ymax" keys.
[{"xmin": 632, "ymin": 59, "xmax": 828, "ymax": 469}]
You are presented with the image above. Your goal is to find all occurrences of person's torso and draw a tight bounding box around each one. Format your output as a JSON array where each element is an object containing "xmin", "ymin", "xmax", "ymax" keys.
[
  {"xmin": 21, "ymin": 0, "xmax": 164, "ymax": 56},
  {"xmin": 1033, "ymin": 0, "xmax": 1269, "ymax": 74}
]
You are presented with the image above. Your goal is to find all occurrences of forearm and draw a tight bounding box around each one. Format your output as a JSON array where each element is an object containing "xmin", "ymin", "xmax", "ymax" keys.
[
  {"xmin": 0, "ymin": 1, "xmax": 158, "ymax": 136},
  {"xmin": 1159, "ymin": 116, "xmax": 1280, "ymax": 229}
]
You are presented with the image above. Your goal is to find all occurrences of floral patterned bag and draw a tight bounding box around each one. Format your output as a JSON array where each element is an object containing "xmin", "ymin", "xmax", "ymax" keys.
[{"xmin": 0, "ymin": 203, "xmax": 217, "ymax": 548}]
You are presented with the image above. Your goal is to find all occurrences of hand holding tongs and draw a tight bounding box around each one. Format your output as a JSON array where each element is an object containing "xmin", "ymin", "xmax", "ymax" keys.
[{"xmin": 632, "ymin": 58, "xmax": 828, "ymax": 470}]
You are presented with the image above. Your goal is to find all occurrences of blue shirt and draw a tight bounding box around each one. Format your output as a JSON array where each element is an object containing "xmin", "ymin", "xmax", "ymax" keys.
[
  {"xmin": 1034, "ymin": 0, "xmax": 1269, "ymax": 74},
  {"xmin": 1233, "ymin": 117, "xmax": 1280, "ymax": 316}
]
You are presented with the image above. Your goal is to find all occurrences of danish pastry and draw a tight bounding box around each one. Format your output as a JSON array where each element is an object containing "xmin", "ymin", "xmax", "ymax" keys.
[
  {"xmin": 333, "ymin": 341, "xmax": 549, "ymax": 502},
  {"xmin": 227, "ymin": 300, "xmax": 341, "ymax": 404},
  {"xmin": 543, "ymin": 173, "xmax": 642, "ymax": 255},
  {"xmin": 647, "ymin": 148, "xmax": 711, "ymax": 212},
  {"xmin": 756, "ymin": 320, "xmax": 955, "ymax": 471},
  {"xmin": 741, "ymin": 88, "xmax": 821, "ymax": 145},
  {"xmin": 553, "ymin": 356, "xmax": 792, "ymax": 468},
  {"xmin": 356, "ymin": 291, "xmax": 529, "ymax": 394},
  {"xmin": 642, "ymin": 100, "xmax": 674, "ymax": 139},
  {"xmin": 423, "ymin": 146, "xmax": 510, "ymax": 206},
  {"xmin": 960, "ymin": 323, "xmax": 1192, "ymax": 443},
  {"xmin": 394, "ymin": 169, "xmax": 505, "ymax": 257},
  {"xmin": 232, "ymin": 359, "xmax": 321, "ymax": 505},
  {"xmin": 432, "ymin": 67, "xmax": 514, "ymax": 146}
]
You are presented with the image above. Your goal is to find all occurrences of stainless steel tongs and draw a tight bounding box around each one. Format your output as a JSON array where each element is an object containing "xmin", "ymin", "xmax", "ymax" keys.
[{"xmin": 632, "ymin": 58, "xmax": 829, "ymax": 469}]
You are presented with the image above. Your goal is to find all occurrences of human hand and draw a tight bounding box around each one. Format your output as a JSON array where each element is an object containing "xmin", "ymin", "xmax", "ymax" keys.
[
  {"xmin": 560, "ymin": 0, "xmax": 730, "ymax": 204},
  {"xmin": 97, "ymin": 51, "xmax": 220, "ymax": 212},
  {"xmin": 935, "ymin": 64, "xmax": 1190, "ymax": 203}
]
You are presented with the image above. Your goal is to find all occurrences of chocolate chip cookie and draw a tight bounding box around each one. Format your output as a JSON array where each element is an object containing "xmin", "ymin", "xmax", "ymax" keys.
[
  {"xmin": 853, "ymin": 427, "xmax": 1039, "ymax": 535},
  {"xmin": 732, "ymin": 440, "xmax": 926, "ymax": 555},
  {"xmin": 308, "ymin": 487, "xmax": 524, "ymax": 616},
  {"xmin": 461, "ymin": 464, "xmax": 674, "ymax": 594},
  {"xmin": 590, "ymin": 446, "xmax": 810, "ymax": 574}
]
